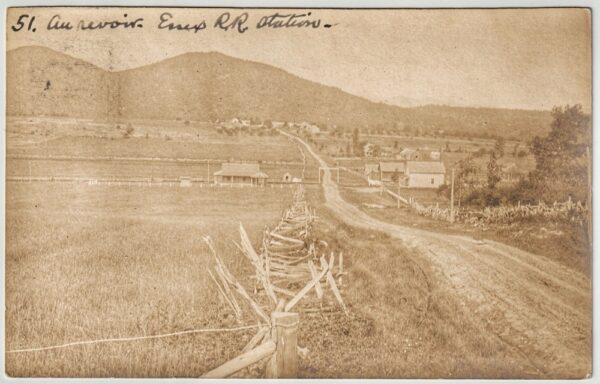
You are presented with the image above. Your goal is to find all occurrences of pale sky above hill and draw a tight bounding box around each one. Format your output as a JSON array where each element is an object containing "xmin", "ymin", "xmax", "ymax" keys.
[{"xmin": 6, "ymin": 7, "xmax": 591, "ymax": 111}]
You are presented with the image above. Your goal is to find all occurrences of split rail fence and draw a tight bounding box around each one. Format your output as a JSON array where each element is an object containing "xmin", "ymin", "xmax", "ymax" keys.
[{"xmin": 202, "ymin": 185, "xmax": 347, "ymax": 378}]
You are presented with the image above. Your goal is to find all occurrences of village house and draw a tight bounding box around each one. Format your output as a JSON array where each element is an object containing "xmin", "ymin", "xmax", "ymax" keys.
[
  {"xmin": 299, "ymin": 122, "xmax": 320, "ymax": 135},
  {"xmin": 405, "ymin": 161, "xmax": 446, "ymax": 188},
  {"xmin": 378, "ymin": 161, "xmax": 406, "ymax": 182},
  {"xmin": 213, "ymin": 163, "xmax": 268, "ymax": 186}
]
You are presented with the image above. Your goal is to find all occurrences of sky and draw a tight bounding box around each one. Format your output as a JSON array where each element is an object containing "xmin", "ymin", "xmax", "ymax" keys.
[{"xmin": 6, "ymin": 7, "xmax": 592, "ymax": 111}]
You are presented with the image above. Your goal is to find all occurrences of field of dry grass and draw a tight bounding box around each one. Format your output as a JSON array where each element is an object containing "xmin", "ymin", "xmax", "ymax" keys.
[
  {"xmin": 6, "ymin": 159, "xmax": 318, "ymax": 184},
  {"xmin": 7, "ymin": 117, "xmax": 302, "ymax": 163},
  {"xmin": 5, "ymin": 182, "xmax": 294, "ymax": 377},
  {"xmin": 297, "ymin": 187, "xmax": 539, "ymax": 378}
]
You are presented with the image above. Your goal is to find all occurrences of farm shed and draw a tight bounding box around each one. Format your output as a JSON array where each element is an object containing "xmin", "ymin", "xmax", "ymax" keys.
[
  {"xmin": 405, "ymin": 161, "xmax": 446, "ymax": 188},
  {"xmin": 213, "ymin": 163, "xmax": 268, "ymax": 186},
  {"xmin": 379, "ymin": 161, "xmax": 406, "ymax": 182}
]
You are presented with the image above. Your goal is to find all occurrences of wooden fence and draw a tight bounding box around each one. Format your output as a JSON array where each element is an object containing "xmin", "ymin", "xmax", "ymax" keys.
[{"xmin": 202, "ymin": 185, "xmax": 346, "ymax": 378}]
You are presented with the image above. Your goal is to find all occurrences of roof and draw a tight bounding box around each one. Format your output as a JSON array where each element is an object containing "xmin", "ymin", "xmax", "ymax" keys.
[
  {"xmin": 406, "ymin": 161, "xmax": 446, "ymax": 174},
  {"xmin": 214, "ymin": 163, "xmax": 269, "ymax": 178},
  {"xmin": 379, "ymin": 162, "xmax": 405, "ymax": 173}
]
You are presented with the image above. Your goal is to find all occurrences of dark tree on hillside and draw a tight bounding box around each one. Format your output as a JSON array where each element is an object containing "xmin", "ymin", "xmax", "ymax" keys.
[
  {"xmin": 352, "ymin": 127, "xmax": 361, "ymax": 154},
  {"xmin": 529, "ymin": 105, "xmax": 590, "ymax": 202},
  {"xmin": 450, "ymin": 156, "xmax": 480, "ymax": 206},
  {"xmin": 494, "ymin": 137, "xmax": 505, "ymax": 158},
  {"xmin": 372, "ymin": 144, "xmax": 381, "ymax": 157},
  {"xmin": 487, "ymin": 153, "xmax": 502, "ymax": 189}
]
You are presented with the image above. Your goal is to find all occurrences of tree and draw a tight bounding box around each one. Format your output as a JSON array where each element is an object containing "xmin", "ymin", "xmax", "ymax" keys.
[
  {"xmin": 487, "ymin": 153, "xmax": 502, "ymax": 189},
  {"xmin": 372, "ymin": 144, "xmax": 381, "ymax": 157},
  {"xmin": 123, "ymin": 124, "xmax": 134, "ymax": 139},
  {"xmin": 529, "ymin": 105, "xmax": 590, "ymax": 202},
  {"xmin": 494, "ymin": 137, "xmax": 505, "ymax": 158},
  {"xmin": 453, "ymin": 156, "xmax": 480, "ymax": 206},
  {"xmin": 512, "ymin": 143, "xmax": 519, "ymax": 157},
  {"xmin": 352, "ymin": 127, "xmax": 361, "ymax": 155}
]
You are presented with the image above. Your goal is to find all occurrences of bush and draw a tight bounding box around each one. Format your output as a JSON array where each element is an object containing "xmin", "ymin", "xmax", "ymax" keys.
[{"xmin": 517, "ymin": 150, "xmax": 528, "ymax": 158}]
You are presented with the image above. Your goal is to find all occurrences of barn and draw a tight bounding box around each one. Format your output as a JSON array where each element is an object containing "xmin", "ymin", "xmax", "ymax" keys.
[
  {"xmin": 213, "ymin": 163, "xmax": 268, "ymax": 186},
  {"xmin": 405, "ymin": 161, "xmax": 446, "ymax": 188}
]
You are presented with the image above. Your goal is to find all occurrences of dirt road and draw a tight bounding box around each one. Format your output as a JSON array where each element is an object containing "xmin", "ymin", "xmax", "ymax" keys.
[{"xmin": 281, "ymin": 130, "xmax": 592, "ymax": 378}]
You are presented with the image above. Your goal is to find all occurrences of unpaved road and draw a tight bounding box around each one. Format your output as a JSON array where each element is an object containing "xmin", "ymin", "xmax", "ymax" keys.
[{"xmin": 282, "ymin": 130, "xmax": 592, "ymax": 378}]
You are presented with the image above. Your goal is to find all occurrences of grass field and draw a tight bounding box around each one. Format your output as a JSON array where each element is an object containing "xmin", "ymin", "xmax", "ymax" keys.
[
  {"xmin": 5, "ymin": 182, "xmax": 293, "ymax": 377},
  {"xmin": 297, "ymin": 188, "xmax": 539, "ymax": 378},
  {"xmin": 7, "ymin": 117, "xmax": 302, "ymax": 163},
  {"xmin": 6, "ymin": 159, "xmax": 319, "ymax": 183}
]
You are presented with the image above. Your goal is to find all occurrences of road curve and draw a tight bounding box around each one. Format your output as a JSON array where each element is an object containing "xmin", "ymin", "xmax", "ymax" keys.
[{"xmin": 281, "ymin": 130, "xmax": 592, "ymax": 378}]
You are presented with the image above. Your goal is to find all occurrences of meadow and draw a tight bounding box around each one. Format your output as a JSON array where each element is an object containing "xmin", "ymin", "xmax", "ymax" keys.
[
  {"xmin": 7, "ymin": 117, "xmax": 302, "ymax": 162},
  {"xmin": 5, "ymin": 182, "xmax": 294, "ymax": 377}
]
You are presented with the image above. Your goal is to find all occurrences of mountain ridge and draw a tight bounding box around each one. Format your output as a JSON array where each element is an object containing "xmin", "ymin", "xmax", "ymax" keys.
[{"xmin": 6, "ymin": 45, "xmax": 554, "ymax": 140}]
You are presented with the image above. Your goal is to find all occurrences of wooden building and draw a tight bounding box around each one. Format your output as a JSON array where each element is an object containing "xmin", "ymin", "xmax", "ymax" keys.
[
  {"xmin": 379, "ymin": 161, "xmax": 406, "ymax": 182},
  {"xmin": 405, "ymin": 161, "xmax": 446, "ymax": 188},
  {"xmin": 213, "ymin": 163, "xmax": 268, "ymax": 186}
]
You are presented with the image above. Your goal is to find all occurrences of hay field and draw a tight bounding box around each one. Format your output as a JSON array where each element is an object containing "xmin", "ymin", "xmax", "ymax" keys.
[{"xmin": 5, "ymin": 182, "xmax": 293, "ymax": 377}]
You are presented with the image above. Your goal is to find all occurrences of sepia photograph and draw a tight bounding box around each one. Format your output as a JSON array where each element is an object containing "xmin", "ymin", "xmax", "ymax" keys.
[{"xmin": 3, "ymin": 6, "xmax": 593, "ymax": 379}]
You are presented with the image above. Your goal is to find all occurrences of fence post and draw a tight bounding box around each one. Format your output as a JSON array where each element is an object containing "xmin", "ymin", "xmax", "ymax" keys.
[{"xmin": 266, "ymin": 312, "xmax": 299, "ymax": 378}]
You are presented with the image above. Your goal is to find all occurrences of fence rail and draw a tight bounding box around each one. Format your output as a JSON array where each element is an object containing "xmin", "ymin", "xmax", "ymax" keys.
[{"xmin": 202, "ymin": 184, "xmax": 347, "ymax": 378}]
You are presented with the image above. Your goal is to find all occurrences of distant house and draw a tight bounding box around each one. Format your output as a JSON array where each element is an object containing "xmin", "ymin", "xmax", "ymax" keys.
[
  {"xmin": 430, "ymin": 151, "xmax": 441, "ymax": 161},
  {"xmin": 299, "ymin": 122, "xmax": 320, "ymax": 135},
  {"xmin": 405, "ymin": 161, "xmax": 446, "ymax": 188},
  {"xmin": 379, "ymin": 161, "xmax": 406, "ymax": 182},
  {"xmin": 213, "ymin": 163, "xmax": 268, "ymax": 186},
  {"xmin": 179, "ymin": 176, "xmax": 192, "ymax": 187},
  {"xmin": 399, "ymin": 148, "xmax": 422, "ymax": 161}
]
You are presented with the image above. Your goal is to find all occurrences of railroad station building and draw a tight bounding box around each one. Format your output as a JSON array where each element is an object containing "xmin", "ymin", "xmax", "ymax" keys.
[{"xmin": 213, "ymin": 162, "xmax": 269, "ymax": 186}]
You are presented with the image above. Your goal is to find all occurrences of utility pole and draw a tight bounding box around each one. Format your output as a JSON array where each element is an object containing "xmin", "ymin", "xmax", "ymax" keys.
[{"xmin": 450, "ymin": 167, "xmax": 455, "ymax": 223}]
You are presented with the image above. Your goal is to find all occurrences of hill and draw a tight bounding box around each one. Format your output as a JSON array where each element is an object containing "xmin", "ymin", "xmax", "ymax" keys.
[{"xmin": 7, "ymin": 46, "xmax": 553, "ymax": 140}]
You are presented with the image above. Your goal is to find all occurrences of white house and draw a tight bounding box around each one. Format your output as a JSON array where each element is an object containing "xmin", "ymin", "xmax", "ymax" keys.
[{"xmin": 405, "ymin": 161, "xmax": 446, "ymax": 188}]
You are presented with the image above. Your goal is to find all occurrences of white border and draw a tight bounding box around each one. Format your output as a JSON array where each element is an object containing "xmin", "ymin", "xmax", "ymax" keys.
[{"xmin": 0, "ymin": 1, "xmax": 596, "ymax": 383}]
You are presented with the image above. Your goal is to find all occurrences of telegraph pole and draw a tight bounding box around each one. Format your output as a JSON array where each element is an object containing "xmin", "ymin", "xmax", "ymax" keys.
[{"xmin": 450, "ymin": 167, "xmax": 455, "ymax": 223}]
